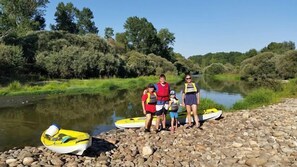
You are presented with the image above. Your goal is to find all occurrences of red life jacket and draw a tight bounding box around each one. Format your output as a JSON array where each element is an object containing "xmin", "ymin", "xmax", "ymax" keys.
[{"xmin": 156, "ymin": 82, "xmax": 169, "ymax": 101}]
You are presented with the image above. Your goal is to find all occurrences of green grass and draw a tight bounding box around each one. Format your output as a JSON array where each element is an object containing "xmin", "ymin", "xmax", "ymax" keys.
[
  {"xmin": 231, "ymin": 78, "xmax": 297, "ymax": 110},
  {"xmin": 212, "ymin": 73, "xmax": 241, "ymax": 81},
  {"xmin": 179, "ymin": 98, "xmax": 226, "ymax": 114},
  {"xmin": 0, "ymin": 75, "xmax": 182, "ymax": 96}
]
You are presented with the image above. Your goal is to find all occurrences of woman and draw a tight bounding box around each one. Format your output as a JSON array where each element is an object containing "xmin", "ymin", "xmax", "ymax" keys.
[{"xmin": 182, "ymin": 74, "xmax": 200, "ymax": 128}]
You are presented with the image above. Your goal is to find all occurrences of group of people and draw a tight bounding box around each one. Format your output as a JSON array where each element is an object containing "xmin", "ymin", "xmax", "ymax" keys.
[{"xmin": 141, "ymin": 74, "xmax": 200, "ymax": 133}]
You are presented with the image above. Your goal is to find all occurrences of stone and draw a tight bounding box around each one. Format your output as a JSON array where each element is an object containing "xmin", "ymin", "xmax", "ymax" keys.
[
  {"xmin": 5, "ymin": 159, "xmax": 17, "ymax": 164},
  {"xmin": 242, "ymin": 112, "xmax": 250, "ymax": 119},
  {"xmin": 245, "ymin": 157, "xmax": 268, "ymax": 166},
  {"xmin": 50, "ymin": 158, "xmax": 64, "ymax": 166},
  {"xmin": 17, "ymin": 151, "xmax": 32, "ymax": 160},
  {"xmin": 142, "ymin": 146, "xmax": 153, "ymax": 157},
  {"xmin": 22, "ymin": 157, "xmax": 34, "ymax": 166},
  {"xmin": 232, "ymin": 142, "xmax": 243, "ymax": 148}
]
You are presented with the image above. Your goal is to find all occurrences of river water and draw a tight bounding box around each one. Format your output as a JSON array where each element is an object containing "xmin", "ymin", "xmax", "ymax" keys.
[{"xmin": 0, "ymin": 77, "xmax": 247, "ymax": 151}]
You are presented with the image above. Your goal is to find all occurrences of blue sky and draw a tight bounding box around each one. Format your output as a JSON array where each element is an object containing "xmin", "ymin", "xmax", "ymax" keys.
[{"xmin": 44, "ymin": 0, "xmax": 297, "ymax": 57}]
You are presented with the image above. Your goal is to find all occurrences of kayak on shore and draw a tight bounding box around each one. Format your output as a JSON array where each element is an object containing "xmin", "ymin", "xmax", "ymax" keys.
[
  {"xmin": 115, "ymin": 108, "xmax": 222, "ymax": 129},
  {"xmin": 40, "ymin": 125, "xmax": 92, "ymax": 155}
]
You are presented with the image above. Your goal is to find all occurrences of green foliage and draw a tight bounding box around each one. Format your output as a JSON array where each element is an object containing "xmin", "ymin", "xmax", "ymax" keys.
[
  {"xmin": 0, "ymin": 76, "xmax": 182, "ymax": 96},
  {"xmin": 51, "ymin": 2, "xmax": 78, "ymax": 33},
  {"xmin": 8, "ymin": 81, "xmax": 22, "ymax": 91},
  {"xmin": 261, "ymin": 41, "xmax": 295, "ymax": 54},
  {"xmin": 240, "ymin": 52, "xmax": 277, "ymax": 80},
  {"xmin": 204, "ymin": 63, "xmax": 227, "ymax": 75},
  {"xmin": 0, "ymin": 0, "xmax": 49, "ymax": 36},
  {"xmin": 124, "ymin": 16, "xmax": 158, "ymax": 54},
  {"xmin": 275, "ymin": 50, "xmax": 297, "ymax": 79},
  {"xmin": 198, "ymin": 98, "xmax": 225, "ymax": 114},
  {"xmin": 0, "ymin": 44, "xmax": 24, "ymax": 76},
  {"xmin": 104, "ymin": 27, "xmax": 114, "ymax": 39},
  {"xmin": 76, "ymin": 7, "xmax": 98, "ymax": 34},
  {"xmin": 232, "ymin": 88, "xmax": 277, "ymax": 110}
]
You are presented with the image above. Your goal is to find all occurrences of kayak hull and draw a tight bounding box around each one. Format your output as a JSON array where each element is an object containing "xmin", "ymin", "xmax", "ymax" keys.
[
  {"xmin": 40, "ymin": 129, "xmax": 92, "ymax": 155},
  {"xmin": 115, "ymin": 110, "xmax": 222, "ymax": 129}
]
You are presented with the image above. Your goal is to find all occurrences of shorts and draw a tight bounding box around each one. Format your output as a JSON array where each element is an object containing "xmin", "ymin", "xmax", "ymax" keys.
[
  {"xmin": 155, "ymin": 101, "xmax": 169, "ymax": 116},
  {"xmin": 146, "ymin": 111, "xmax": 155, "ymax": 115},
  {"xmin": 184, "ymin": 93, "xmax": 198, "ymax": 105},
  {"xmin": 169, "ymin": 111, "xmax": 178, "ymax": 119}
]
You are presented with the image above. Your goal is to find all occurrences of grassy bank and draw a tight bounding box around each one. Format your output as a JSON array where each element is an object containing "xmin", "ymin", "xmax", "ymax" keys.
[
  {"xmin": 0, "ymin": 75, "xmax": 182, "ymax": 96},
  {"xmin": 213, "ymin": 73, "xmax": 241, "ymax": 81},
  {"xmin": 232, "ymin": 78, "xmax": 297, "ymax": 110}
]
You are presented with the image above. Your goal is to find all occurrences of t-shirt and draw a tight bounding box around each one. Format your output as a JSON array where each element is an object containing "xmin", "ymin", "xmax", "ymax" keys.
[
  {"xmin": 142, "ymin": 93, "xmax": 156, "ymax": 112},
  {"xmin": 182, "ymin": 82, "xmax": 200, "ymax": 94}
]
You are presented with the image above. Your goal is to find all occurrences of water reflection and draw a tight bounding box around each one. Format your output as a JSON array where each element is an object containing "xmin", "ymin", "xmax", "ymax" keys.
[{"xmin": 0, "ymin": 76, "xmax": 249, "ymax": 151}]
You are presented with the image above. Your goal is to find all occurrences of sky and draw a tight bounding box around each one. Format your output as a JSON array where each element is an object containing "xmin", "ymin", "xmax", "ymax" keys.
[{"xmin": 44, "ymin": 0, "xmax": 297, "ymax": 58}]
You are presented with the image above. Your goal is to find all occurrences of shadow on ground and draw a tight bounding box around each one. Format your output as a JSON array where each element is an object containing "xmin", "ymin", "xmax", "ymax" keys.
[{"xmin": 83, "ymin": 138, "xmax": 115, "ymax": 157}]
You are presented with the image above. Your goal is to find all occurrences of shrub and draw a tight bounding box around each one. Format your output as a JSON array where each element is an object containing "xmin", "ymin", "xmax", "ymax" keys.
[{"xmin": 204, "ymin": 63, "xmax": 227, "ymax": 75}]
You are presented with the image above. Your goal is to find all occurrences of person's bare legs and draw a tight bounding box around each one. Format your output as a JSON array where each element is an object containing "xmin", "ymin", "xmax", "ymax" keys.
[
  {"xmin": 162, "ymin": 112, "xmax": 166, "ymax": 129},
  {"xmin": 155, "ymin": 115, "xmax": 161, "ymax": 131},
  {"xmin": 170, "ymin": 118, "xmax": 174, "ymax": 133},
  {"xmin": 186, "ymin": 105, "xmax": 192, "ymax": 127},
  {"xmin": 145, "ymin": 114, "xmax": 151, "ymax": 130},
  {"xmin": 191, "ymin": 105, "xmax": 200, "ymax": 127}
]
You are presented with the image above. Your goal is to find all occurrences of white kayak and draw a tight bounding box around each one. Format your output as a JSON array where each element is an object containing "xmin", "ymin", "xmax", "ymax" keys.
[{"xmin": 115, "ymin": 108, "xmax": 223, "ymax": 129}]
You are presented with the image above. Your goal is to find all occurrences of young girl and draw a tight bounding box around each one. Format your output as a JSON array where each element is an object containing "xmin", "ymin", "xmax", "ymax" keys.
[
  {"xmin": 141, "ymin": 83, "xmax": 157, "ymax": 132},
  {"xmin": 168, "ymin": 90, "xmax": 179, "ymax": 133}
]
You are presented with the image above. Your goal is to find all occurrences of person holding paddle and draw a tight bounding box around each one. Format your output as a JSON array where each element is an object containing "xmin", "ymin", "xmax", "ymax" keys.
[{"xmin": 182, "ymin": 74, "xmax": 200, "ymax": 128}]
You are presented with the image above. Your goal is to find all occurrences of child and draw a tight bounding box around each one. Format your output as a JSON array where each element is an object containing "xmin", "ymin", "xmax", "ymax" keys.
[
  {"xmin": 168, "ymin": 90, "xmax": 179, "ymax": 133},
  {"xmin": 141, "ymin": 83, "xmax": 157, "ymax": 132}
]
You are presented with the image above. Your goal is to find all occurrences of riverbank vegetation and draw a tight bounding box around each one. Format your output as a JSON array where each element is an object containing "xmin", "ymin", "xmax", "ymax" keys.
[
  {"xmin": 0, "ymin": 1, "xmax": 198, "ymax": 86},
  {"xmin": 0, "ymin": 75, "xmax": 182, "ymax": 96},
  {"xmin": 232, "ymin": 78, "xmax": 297, "ymax": 110}
]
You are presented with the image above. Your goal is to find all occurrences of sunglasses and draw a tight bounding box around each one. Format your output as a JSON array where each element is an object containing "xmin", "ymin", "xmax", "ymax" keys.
[{"xmin": 186, "ymin": 77, "xmax": 191, "ymax": 79}]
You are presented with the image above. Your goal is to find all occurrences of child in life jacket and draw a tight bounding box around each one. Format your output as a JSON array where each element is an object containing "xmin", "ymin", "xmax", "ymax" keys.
[
  {"xmin": 168, "ymin": 90, "xmax": 179, "ymax": 133},
  {"xmin": 141, "ymin": 83, "xmax": 157, "ymax": 132}
]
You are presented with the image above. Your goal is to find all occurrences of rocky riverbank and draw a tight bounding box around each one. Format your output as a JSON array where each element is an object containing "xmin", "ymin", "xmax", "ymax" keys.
[{"xmin": 1, "ymin": 98, "xmax": 297, "ymax": 167}]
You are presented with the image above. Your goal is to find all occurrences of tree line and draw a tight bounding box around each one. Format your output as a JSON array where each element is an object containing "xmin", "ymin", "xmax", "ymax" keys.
[
  {"xmin": 0, "ymin": 1, "xmax": 197, "ymax": 83},
  {"xmin": 189, "ymin": 41, "xmax": 297, "ymax": 80}
]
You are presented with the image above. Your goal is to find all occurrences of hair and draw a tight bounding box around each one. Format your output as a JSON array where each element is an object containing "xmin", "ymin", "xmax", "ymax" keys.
[
  {"xmin": 159, "ymin": 74, "xmax": 166, "ymax": 79},
  {"xmin": 185, "ymin": 74, "xmax": 191, "ymax": 79}
]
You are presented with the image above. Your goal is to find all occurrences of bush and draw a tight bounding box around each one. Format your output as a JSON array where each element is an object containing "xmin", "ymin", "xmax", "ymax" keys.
[
  {"xmin": 0, "ymin": 44, "xmax": 24, "ymax": 76},
  {"xmin": 204, "ymin": 63, "xmax": 227, "ymax": 75},
  {"xmin": 275, "ymin": 50, "xmax": 297, "ymax": 79},
  {"xmin": 232, "ymin": 88, "xmax": 277, "ymax": 110},
  {"xmin": 8, "ymin": 81, "xmax": 22, "ymax": 91}
]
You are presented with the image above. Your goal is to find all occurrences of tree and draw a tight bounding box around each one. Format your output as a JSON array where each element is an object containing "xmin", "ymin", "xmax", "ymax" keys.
[
  {"xmin": 124, "ymin": 16, "xmax": 158, "ymax": 54},
  {"xmin": 104, "ymin": 27, "xmax": 114, "ymax": 39},
  {"xmin": 76, "ymin": 7, "xmax": 98, "ymax": 34},
  {"xmin": 156, "ymin": 28, "xmax": 175, "ymax": 61},
  {"xmin": 0, "ymin": 0, "xmax": 49, "ymax": 36},
  {"xmin": 51, "ymin": 2, "xmax": 78, "ymax": 33},
  {"xmin": 261, "ymin": 41, "xmax": 295, "ymax": 54}
]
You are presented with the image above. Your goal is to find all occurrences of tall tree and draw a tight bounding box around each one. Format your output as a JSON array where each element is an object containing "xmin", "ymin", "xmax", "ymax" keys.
[
  {"xmin": 104, "ymin": 27, "xmax": 114, "ymax": 39},
  {"xmin": 76, "ymin": 7, "xmax": 98, "ymax": 34},
  {"xmin": 156, "ymin": 28, "xmax": 175, "ymax": 61},
  {"xmin": 51, "ymin": 2, "xmax": 78, "ymax": 33},
  {"xmin": 0, "ymin": 0, "xmax": 48, "ymax": 37},
  {"xmin": 124, "ymin": 16, "xmax": 158, "ymax": 54}
]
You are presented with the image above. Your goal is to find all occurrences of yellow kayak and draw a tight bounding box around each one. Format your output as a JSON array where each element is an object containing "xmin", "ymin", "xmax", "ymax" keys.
[
  {"xmin": 115, "ymin": 108, "xmax": 222, "ymax": 129},
  {"xmin": 40, "ymin": 128, "xmax": 92, "ymax": 155}
]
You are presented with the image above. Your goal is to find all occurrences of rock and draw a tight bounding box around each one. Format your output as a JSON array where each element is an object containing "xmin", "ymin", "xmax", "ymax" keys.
[
  {"xmin": 22, "ymin": 157, "xmax": 34, "ymax": 166},
  {"xmin": 232, "ymin": 142, "xmax": 243, "ymax": 148},
  {"xmin": 245, "ymin": 157, "xmax": 268, "ymax": 166},
  {"xmin": 242, "ymin": 112, "xmax": 250, "ymax": 119},
  {"xmin": 50, "ymin": 158, "xmax": 64, "ymax": 166},
  {"xmin": 17, "ymin": 151, "xmax": 32, "ymax": 160},
  {"xmin": 5, "ymin": 159, "xmax": 17, "ymax": 164},
  {"xmin": 142, "ymin": 146, "xmax": 153, "ymax": 157}
]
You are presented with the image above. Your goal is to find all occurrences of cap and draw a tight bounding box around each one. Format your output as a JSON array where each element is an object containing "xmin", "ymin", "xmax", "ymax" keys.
[
  {"xmin": 147, "ymin": 83, "xmax": 155, "ymax": 88},
  {"xmin": 170, "ymin": 90, "xmax": 176, "ymax": 95}
]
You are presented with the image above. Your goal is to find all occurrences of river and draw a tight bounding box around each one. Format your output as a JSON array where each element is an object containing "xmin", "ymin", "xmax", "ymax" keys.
[{"xmin": 0, "ymin": 76, "xmax": 247, "ymax": 151}]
